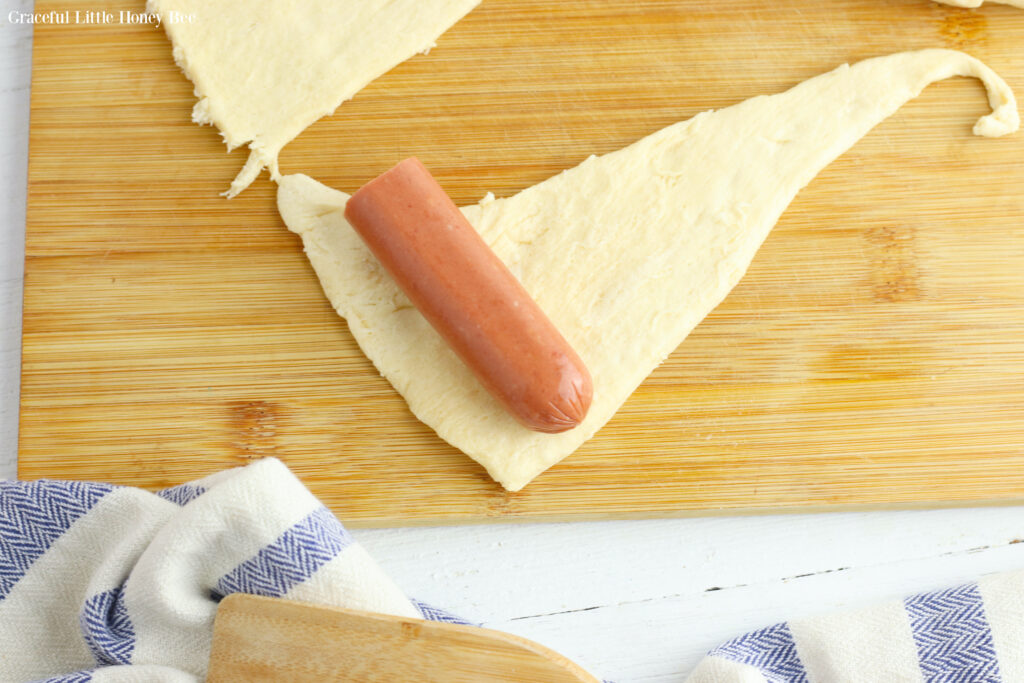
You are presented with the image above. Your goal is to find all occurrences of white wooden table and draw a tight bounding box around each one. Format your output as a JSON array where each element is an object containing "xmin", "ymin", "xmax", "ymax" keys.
[{"xmin": 3, "ymin": 7, "xmax": 1024, "ymax": 681}]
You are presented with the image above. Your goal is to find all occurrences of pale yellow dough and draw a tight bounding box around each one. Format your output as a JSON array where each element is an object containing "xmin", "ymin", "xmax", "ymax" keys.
[
  {"xmin": 278, "ymin": 49, "xmax": 1018, "ymax": 491},
  {"xmin": 147, "ymin": 0, "xmax": 480, "ymax": 197},
  {"xmin": 936, "ymin": 0, "xmax": 1024, "ymax": 7}
]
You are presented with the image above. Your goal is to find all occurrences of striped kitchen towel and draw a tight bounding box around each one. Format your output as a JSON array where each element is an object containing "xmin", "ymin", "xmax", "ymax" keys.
[
  {"xmin": 0, "ymin": 458, "xmax": 468, "ymax": 682},
  {"xmin": 688, "ymin": 573, "xmax": 1022, "ymax": 682},
  {"xmin": 3, "ymin": 458, "xmax": 1022, "ymax": 683}
]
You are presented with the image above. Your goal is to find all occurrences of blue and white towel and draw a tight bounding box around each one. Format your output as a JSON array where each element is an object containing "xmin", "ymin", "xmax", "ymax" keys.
[
  {"xmin": 687, "ymin": 573, "xmax": 1022, "ymax": 682},
  {"xmin": 0, "ymin": 458, "xmax": 466, "ymax": 682},
  {"xmin": 1, "ymin": 459, "xmax": 1021, "ymax": 682}
]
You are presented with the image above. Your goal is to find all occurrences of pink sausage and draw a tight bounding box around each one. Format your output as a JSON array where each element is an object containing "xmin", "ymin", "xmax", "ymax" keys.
[{"xmin": 344, "ymin": 158, "xmax": 593, "ymax": 434}]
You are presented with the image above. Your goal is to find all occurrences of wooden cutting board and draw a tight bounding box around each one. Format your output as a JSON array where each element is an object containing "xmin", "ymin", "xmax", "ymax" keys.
[{"xmin": 20, "ymin": 0, "xmax": 1024, "ymax": 525}]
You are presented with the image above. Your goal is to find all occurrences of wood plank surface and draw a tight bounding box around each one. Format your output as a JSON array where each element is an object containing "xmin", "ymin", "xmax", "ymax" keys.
[{"xmin": 19, "ymin": 0, "xmax": 1024, "ymax": 525}]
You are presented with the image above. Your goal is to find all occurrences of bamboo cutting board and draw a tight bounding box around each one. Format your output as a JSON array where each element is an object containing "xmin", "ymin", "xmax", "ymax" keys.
[{"xmin": 20, "ymin": 0, "xmax": 1024, "ymax": 525}]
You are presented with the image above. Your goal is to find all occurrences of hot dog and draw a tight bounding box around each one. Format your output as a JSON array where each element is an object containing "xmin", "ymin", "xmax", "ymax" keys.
[{"xmin": 344, "ymin": 158, "xmax": 593, "ymax": 434}]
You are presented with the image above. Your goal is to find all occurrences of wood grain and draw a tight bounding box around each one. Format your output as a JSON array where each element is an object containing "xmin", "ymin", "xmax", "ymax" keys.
[
  {"xmin": 207, "ymin": 594, "xmax": 598, "ymax": 683},
  {"xmin": 20, "ymin": 0, "xmax": 1024, "ymax": 524}
]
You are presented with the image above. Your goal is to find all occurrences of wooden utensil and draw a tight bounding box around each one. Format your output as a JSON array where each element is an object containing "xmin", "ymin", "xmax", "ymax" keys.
[{"xmin": 207, "ymin": 593, "xmax": 599, "ymax": 682}]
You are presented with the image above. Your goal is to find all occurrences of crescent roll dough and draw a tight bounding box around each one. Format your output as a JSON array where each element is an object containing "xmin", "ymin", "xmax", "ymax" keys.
[
  {"xmin": 278, "ymin": 49, "xmax": 1018, "ymax": 491},
  {"xmin": 148, "ymin": 0, "xmax": 481, "ymax": 197},
  {"xmin": 935, "ymin": 1, "xmax": 1024, "ymax": 7}
]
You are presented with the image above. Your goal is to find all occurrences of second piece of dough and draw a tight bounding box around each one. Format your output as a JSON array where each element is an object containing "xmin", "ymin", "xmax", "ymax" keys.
[
  {"xmin": 935, "ymin": 0, "xmax": 1024, "ymax": 8},
  {"xmin": 148, "ymin": 0, "xmax": 481, "ymax": 197}
]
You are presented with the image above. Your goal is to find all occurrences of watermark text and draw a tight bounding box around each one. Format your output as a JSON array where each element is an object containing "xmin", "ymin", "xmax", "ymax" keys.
[{"xmin": 7, "ymin": 9, "xmax": 196, "ymax": 26}]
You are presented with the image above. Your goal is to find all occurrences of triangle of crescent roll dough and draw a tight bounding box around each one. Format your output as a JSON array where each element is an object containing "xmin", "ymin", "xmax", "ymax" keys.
[
  {"xmin": 278, "ymin": 49, "xmax": 1018, "ymax": 491},
  {"xmin": 147, "ymin": 0, "xmax": 481, "ymax": 197},
  {"xmin": 935, "ymin": 0, "xmax": 1023, "ymax": 7}
]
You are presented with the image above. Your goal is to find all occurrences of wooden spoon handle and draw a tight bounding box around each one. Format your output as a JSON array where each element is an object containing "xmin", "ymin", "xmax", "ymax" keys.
[{"xmin": 208, "ymin": 593, "xmax": 600, "ymax": 683}]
